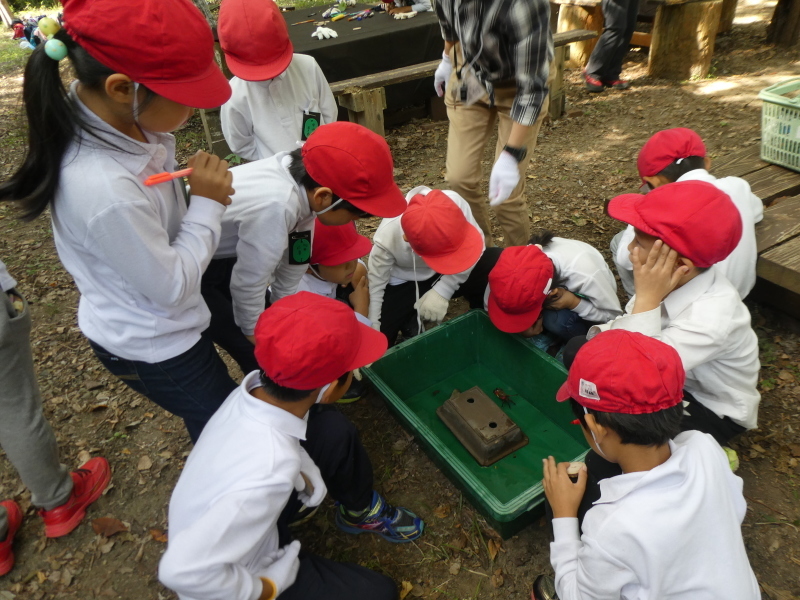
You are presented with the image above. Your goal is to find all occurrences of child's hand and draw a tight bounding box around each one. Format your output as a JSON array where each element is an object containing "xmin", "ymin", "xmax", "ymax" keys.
[
  {"xmin": 546, "ymin": 288, "xmax": 580, "ymax": 311},
  {"xmin": 187, "ymin": 151, "xmax": 234, "ymax": 206},
  {"xmin": 631, "ymin": 240, "xmax": 689, "ymax": 314},
  {"xmin": 349, "ymin": 275, "xmax": 370, "ymax": 318},
  {"xmin": 542, "ymin": 456, "xmax": 587, "ymax": 518}
]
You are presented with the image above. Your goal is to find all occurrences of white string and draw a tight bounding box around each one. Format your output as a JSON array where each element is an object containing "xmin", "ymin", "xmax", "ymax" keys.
[
  {"xmin": 132, "ymin": 82, "xmax": 140, "ymax": 122},
  {"xmin": 412, "ymin": 253, "xmax": 422, "ymax": 335}
]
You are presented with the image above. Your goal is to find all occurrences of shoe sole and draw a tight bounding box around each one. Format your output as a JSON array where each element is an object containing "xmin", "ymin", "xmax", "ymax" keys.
[
  {"xmin": 288, "ymin": 505, "xmax": 320, "ymax": 527},
  {"xmin": 44, "ymin": 462, "xmax": 111, "ymax": 538},
  {"xmin": 334, "ymin": 514, "xmax": 424, "ymax": 543},
  {"xmin": 336, "ymin": 395, "xmax": 362, "ymax": 404},
  {"xmin": 0, "ymin": 502, "xmax": 22, "ymax": 576}
]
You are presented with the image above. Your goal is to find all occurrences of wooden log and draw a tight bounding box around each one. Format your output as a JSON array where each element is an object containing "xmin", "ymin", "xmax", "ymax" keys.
[
  {"xmin": 630, "ymin": 31, "xmax": 653, "ymax": 46},
  {"xmin": 767, "ymin": 0, "xmax": 800, "ymax": 46},
  {"xmin": 717, "ymin": 0, "xmax": 737, "ymax": 33},
  {"xmin": 648, "ymin": 0, "xmax": 723, "ymax": 80},
  {"xmin": 758, "ymin": 235, "xmax": 800, "ymax": 295},
  {"xmin": 756, "ymin": 195, "xmax": 800, "ymax": 252},
  {"xmin": 338, "ymin": 88, "xmax": 388, "ymax": 136},
  {"xmin": 556, "ymin": 3, "xmax": 604, "ymax": 68},
  {"xmin": 549, "ymin": 46, "xmax": 567, "ymax": 120}
]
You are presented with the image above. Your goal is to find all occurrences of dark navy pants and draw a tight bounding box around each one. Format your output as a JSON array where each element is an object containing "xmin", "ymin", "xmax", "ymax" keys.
[{"xmin": 585, "ymin": 0, "xmax": 640, "ymax": 82}]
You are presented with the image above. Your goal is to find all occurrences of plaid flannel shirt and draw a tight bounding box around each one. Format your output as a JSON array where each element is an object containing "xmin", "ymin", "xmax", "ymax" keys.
[{"xmin": 435, "ymin": 0, "xmax": 553, "ymax": 127}]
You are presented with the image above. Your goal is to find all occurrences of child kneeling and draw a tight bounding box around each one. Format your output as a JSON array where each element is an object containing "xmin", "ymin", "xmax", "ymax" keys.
[
  {"xmin": 533, "ymin": 329, "xmax": 759, "ymax": 600},
  {"xmin": 159, "ymin": 293, "xmax": 422, "ymax": 600}
]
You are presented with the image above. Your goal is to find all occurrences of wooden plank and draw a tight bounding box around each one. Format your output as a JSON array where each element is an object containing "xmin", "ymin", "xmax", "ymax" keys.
[
  {"xmin": 550, "ymin": 46, "xmax": 567, "ymax": 120},
  {"xmin": 757, "ymin": 236, "xmax": 800, "ymax": 295},
  {"xmin": 756, "ymin": 195, "xmax": 800, "ymax": 252},
  {"xmin": 749, "ymin": 277, "xmax": 800, "ymax": 320},
  {"xmin": 551, "ymin": 0, "xmax": 600, "ymax": 6},
  {"xmin": 558, "ymin": 6, "xmax": 604, "ymax": 68},
  {"xmin": 711, "ymin": 146, "xmax": 766, "ymax": 178},
  {"xmin": 630, "ymin": 31, "xmax": 653, "ymax": 46},
  {"xmin": 743, "ymin": 165, "xmax": 800, "ymax": 202}
]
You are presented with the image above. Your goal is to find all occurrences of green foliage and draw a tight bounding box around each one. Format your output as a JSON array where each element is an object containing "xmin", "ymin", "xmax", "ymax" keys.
[{"xmin": 8, "ymin": 0, "xmax": 60, "ymax": 12}]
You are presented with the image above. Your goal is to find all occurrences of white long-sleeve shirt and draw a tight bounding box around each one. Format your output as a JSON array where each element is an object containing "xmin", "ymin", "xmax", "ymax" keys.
[
  {"xmin": 215, "ymin": 152, "xmax": 314, "ymax": 336},
  {"xmin": 589, "ymin": 268, "xmax": 760, "ymax": 429},
  {"xmin": 51, "ymin": 86, "xmax": 225, "ymax": 363},
  {"xmin": 544, "ymin": 237, "xmax": 622, "ymax": 323},
  {"xmin": 0, "ymin": 259, "xmax": 16, "ymax": 292},
  {"xmin": 221, "ymin": 54, "xmax": 338, "ymax": 161},
  {"xmin": 551, "ymin": 431, "xmax": 759, "ymax": 600},
  {"xmin": 160, "ymin": 371, "xmax": 320, "ymax": 600},
  {"xmin": 367, "ymin": 186, "xmax": 485, "ymax": 326},
  {"xmin": 614, "ymin": 169, "xmax": 764, "ymax": 299}
]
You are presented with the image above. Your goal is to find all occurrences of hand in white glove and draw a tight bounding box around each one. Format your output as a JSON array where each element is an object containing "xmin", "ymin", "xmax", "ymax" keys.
[
  {"xmin": 434, "ymin": 52, "xmax": 452, "ymax": 97},
  {"xmin": 295, "ymin": 449, "xmax": 327, "ymax": 507},
  {"xmin": 393, "ymin": 10, "xmax": 417, "ymax": 18},
  {"xmin": 489, "ymin": 151, "xmax": 521, "ymax": 207},
  {"xmin": 311, "ymin": 26, "xmax": 338, "ymax": 39},
  {"xmin": 261, "ymin": 540, "xmax": 301, "ymax": 595},
  {"xmin": 414, "ymin": 288, "xmax": 450, "ymax": 323}
]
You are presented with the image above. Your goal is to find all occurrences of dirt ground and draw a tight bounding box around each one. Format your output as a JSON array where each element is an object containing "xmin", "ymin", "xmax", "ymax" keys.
[{"xmin": 1, "ymin": 1, "xmax": 800, "ymax": 598}]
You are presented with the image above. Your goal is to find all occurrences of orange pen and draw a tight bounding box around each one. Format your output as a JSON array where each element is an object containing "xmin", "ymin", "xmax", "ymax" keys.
[{"xmin": 144, "ymin": 168, "xmax": 193, "ymax": 186}]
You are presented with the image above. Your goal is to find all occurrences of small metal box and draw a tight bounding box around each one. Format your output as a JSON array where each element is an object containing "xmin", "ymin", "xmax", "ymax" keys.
[{"xmin": 436, "ymin": 386, "xmax": 528, "ymax": 467}]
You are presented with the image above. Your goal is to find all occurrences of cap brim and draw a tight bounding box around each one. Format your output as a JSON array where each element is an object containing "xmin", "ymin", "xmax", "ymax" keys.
[
  {"xmin": 145, "ymin": 60, "xmax": 232, "ymax": 109},
  {"xmin": 487, "ymin": 292, "xmax": 543, "ymax": 334},
  {"xmin": 419, "ymin": 224, "xmax": 485, "ymax": 275},
  {"xmin": 606, "ymin": 194, "xmax": 661, "ymax": 239},
  {"xmin": 225, "ymin": 41, "xmax": 294, "ymax": 81},
  {"xmin": 348, "ymin": 319, "xmax": 389, "ymax": 370},
  {"xmin": 348, "ymin": 183, "xmax": 408, "ymax": 218},
  {"xmin": 555, "ymin": 380, "xmax": 572, "ymax": 402},
  {"xmin": 315, "ymin": 235, "xmax": 373, "ymax": 266}
]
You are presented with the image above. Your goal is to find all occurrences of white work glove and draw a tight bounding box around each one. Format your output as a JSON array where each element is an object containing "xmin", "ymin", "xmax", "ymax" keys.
[
  {"xmin": 434, "ymin": 52, "xmax": 452, "ymax": 97},
  {"xmin": 346, "ymin": 0, "xmax": 357, "ymax": 5},
  {"xmin": 261, "ymin": 540, "xmax": 302, "ymax": 595},
  {"xmin": 414, "ymin": 288, "xmax": 450, "ymax": 323},
  {"xmin": 393, "ymin": 10, "xmax": 417, "ymax": 18},
  {"xmin": 295, "ymin": 449, "xmax": 327, "ymax": 507},
  {"xmin": 311, "ymin": 26, "xmax": 338, "ymax": 39},
  {"xmin": 489, "ymin": 151, "xmax": 521, "ymax": 207}
]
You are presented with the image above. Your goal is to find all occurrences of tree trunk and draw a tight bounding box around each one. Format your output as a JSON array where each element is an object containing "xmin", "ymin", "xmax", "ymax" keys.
[
  {"xmin": 767, "ymin": 0, "xmax": 800, "ymax": 46},
  {"xmin": 717, "ymin": 0, "xmax": 737, "ymax": 33},
  {"xmin": 0, "ymin": 0, "xmax": 14, "ymax": 28},
  {"xmin": 648, "ymin": 0, "xmax": 722, "ymax": 80},
  {"xmin": 557, "ymin": 3, "xmax": 604, "ymax": 68}
]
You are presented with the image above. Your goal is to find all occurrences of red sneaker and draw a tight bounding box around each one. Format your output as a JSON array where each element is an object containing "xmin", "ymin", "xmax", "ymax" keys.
[
  {"xmin": 39, "ymin": 457, "xmax": 111, "ymax": 538},
  {"xmin": 605, "ymin": 79, "xmax": 631, "ymax": 90},
  {"xmin": 0, "ymin": 501, "xmax": 22, "ymax": 576},
  {"xmin": 583, "ymin": 72, "xmax": 605, "ymax": 93}
]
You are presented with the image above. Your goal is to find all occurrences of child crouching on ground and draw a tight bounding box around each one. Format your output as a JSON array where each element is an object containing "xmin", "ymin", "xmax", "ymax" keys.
[
  {"xmin": 159, "ymin": 293, "xmax": 415, "ymax": 600},
  {"xmin": 368, "ymin": 186, "xmax": 502, "ymax": 345},
  {"xmin": 296, "ymin": 219, "xmax": 372, "ymax": 402},
  {"xmin": 532, "ymin": 329, "xmax": 759, "ymax": 600}
]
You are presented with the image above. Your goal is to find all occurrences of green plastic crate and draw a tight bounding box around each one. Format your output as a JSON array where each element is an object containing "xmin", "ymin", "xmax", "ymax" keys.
[
  {"xmin": 362, "ymin": 310, "xmax": 588, "ymax": 538},
  {"xmin": 759, "ymin": 77, "xmax": 800, "ymax": 172}
]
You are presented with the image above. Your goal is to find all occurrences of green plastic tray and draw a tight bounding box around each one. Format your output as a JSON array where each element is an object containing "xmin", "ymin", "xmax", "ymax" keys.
[{"xmin": 363, "ymin": 310, "xmax": 588, "ymax": 538}]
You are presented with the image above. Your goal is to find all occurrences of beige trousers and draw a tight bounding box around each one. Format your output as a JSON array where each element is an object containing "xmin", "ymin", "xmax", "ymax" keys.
[{"xmin": 444, "ymin": 57, "xmax": 549, "ymax": 247}]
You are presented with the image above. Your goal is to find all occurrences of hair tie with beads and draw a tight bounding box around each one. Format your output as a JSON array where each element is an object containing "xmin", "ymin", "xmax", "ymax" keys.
[{"xmin": 38, "ymin": 17, "xmax": 68, "ymax": 61}]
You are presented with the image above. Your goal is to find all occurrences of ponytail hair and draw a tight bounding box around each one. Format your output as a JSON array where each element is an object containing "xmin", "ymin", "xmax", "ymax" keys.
[{"xmin": 0, "ymin": 29, "xmax": 120, "ymax": 220}]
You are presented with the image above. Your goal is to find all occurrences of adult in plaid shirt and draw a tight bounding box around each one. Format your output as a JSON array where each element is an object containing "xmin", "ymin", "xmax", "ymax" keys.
[{"xmin": 433, "ymin": 0, "xmax": 553, "ymax": 248}]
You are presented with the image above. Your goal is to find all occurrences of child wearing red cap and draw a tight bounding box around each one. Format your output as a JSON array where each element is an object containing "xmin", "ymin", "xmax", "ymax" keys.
[
  {"xmin": 202, "ymin": 121, "xmax": 407, "ymax": 374},
  {"xmin": 589, "ymin": 180, "xmax": 760, "ymax": 446},
  {"xmin": 0, "ymin": 0, "xmax": 240, "ymax": 444},
  {"xmin": 532, "ymin": 329, "xmax": 759, "ymax": 600},
  {"xmin": 297, "ymin": 219, "xmax": 373, "ymax": 402},
  {"xmin": 160, "ymin": 293, "xmax": 421, "ymax": 600},
  {"xmin": 368, "ymin": 186, "xmax": 501, "ymax": 345},
  {"xmin": 218, "ymin": 0, "xmax": 338, "ymax": 161},
  {"xmin": 611, "ymin": 128, "xmax": 763, "ymax": 299}
]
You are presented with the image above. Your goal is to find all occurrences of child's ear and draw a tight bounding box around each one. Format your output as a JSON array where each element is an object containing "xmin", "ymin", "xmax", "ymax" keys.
[
  {"xmin": 105, "ymin": 73, "xmax": 136, "ymax": 105},
  {"xmin": 320, "ymin": 372, "xmax": 353, "ymax": 404},
  {"xmin": 584, "ymin": 414, "xmax": 608, "ymax": 442},
  {"xmin": 703, "ymin": 156, "xmax": 712, "ymax": 171},
  {"xmin": 310, "ymin": 187, "xmax": 335, "ymax": 212},
  {"xmin": 643, "ymin": 174, "xmax": 669, "ymax": 189}
]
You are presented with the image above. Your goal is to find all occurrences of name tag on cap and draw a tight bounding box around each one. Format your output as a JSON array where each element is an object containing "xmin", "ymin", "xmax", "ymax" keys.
[{"xmin": 288, "ymin": 231, "xmax": 312, "ymax": 265}]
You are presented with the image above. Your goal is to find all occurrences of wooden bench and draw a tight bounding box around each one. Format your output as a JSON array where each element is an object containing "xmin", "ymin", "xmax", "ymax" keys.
[
  {"xmin": 713, "ymin": 146, "xmax": 800, "ymax": 318},
  {"xmin": 553, "ymin": 0, "xmax": 732, "ymax": 79},
  {"xmin": 328, "ymin": 28, "xmax": 599, "ymax": 135}
]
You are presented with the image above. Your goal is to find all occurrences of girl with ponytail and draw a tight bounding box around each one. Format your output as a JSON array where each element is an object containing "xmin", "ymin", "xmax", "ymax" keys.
[{"xmin": 0, "ymin": 0, "xmax": 239, "ymax": 443}]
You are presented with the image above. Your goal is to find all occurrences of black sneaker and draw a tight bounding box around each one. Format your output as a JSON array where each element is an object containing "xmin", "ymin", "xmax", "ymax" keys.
[
  {"xmin": 288, "ymin": 504, "xmax": 320, "ymax": 527},
  {"xmin": 532, "ymin": 575, "xmax": 559, "ymax": 600},
  {"xmin": 337, "ymin": 375, "xmax": 365, "ymax": 404}
]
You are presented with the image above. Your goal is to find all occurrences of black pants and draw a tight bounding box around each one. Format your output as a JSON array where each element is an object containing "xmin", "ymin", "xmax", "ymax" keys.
[
  {"xmin": 380, "ymin": 247, "xmax": 504, "ymax": 346},
  {"xmin": 585, "ymin": 0, "xmax": 640, "ymax": 82},
  {"xmin": 280, "ymin": 553, "xmax": 397, "ymax": 600},
  {"xmin": 201, "ymin": 257, "xmax": 262, "ymax": 375}
]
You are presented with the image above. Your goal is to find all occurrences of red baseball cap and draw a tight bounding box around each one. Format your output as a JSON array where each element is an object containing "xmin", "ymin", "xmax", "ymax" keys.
[
  {"xmin": 556, "ymin": 330, "xmax": 685, "ymax": 414},
  {"xmin": 254, "ymin": 292, "xmax": 387, "ymax": 389},
  {"xmin": 401, "ymin": 190, "xmax": 484, "ymax": 275},
  {"xmin": 487, "ymin": 245, "xmax": 554, "ymax": 333},
  {"xmin": 302, "ymin": 123, "xmax": 406, "ymax": 218},
  {"xmin": 219, "ymin": 0, "xmax": 294, "ymax": 81},
  {"xmin": 311, "ymin": 219, "xmax": 372, "ymax": 266},
  {"xmin": 62, "ymin": 0, "xmax": 231, "ymax": 109},
  {"xmin": 637, "ymin": 128, "xmax": 706, "ymax": 179},
  {"xmin": 607, "ymin": 180, "xmax": 742, "ymax": 267}
]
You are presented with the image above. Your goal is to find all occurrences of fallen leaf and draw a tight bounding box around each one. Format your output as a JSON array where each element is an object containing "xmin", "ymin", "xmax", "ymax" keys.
[
  {"xmin": 433, "ymin": 504, "xmax": 451, "ymax": 519},
  {"xmin": 99, "ymin": 540, "xmax": 115, "ymax": 554},
  {"xmin": 778, "ymin": 370, "xmax": 795, "ymax": 382},
  {"xmin": 61, "ymin": 567, "xmax": 73, "ymax": 587},
  {"xmin": 149, "ymin": 529, "xmax": 168, "ymax": 543},
  {"xmin": 37, "ymin": 571, "xmax": 47, "ymax": 584},
  {"xmin": 449, "ymin": 559, "xmax": 461, "ymax": 575},
  {"xmin": 487, "ymin": 538, "xmax": 500, "ymax": 561},
  {"xmin": 411, "ymin": 584, "xmax": 424, "ymax": 597},
  {"xmin": 761, "ymin": 582, "xmax": 798, "ymax": 600},
  {"xmin": 137, "ymin": 456, "xmax": 153, "ymax": 471},
  {"xmin": 91, "ymin": 517, "xmax": 128, "ymax": 538},
  {"xmin": 790, "ymin": 444, "xmax": 800, "ymax": 458},
  {"xmin": 751, "ymin": 444, "xmax": 766, "ymax": 454},
  {"xmin": 84, "ymin": 380, "xmax": 103, "ymax": 390},
  {"xmin": 491, "ymin": 568, "xmax": 504, "ymax": 588},
  {"xmin": 399, "ymin": 581, "xmax": 414, "ymax": 600},
  {"xmin": 77, "ymin": 450, "xmax": 92, "ymax": 465}
]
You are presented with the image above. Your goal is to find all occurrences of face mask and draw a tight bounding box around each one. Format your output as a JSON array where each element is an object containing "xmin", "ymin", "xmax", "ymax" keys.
[
  {"xmin": 584, "ymin": 406, "xmax": 608, "ymax": 459},
  {"xmin": 315, "ymin": 198, "xmax": 343, "ymax": 216},
  {"xmin": 315, "ymin": 383, "xmax": 332, "ymax": 404}
]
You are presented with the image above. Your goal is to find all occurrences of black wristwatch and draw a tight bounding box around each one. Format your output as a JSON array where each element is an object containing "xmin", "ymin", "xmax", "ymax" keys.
[{"xmin": 503, "ymin": 144, "xmax": 527, "ymax": 163}]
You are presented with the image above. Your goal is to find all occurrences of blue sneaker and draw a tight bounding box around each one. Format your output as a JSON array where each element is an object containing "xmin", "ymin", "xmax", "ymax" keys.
[{"xmin": 335, "ymin": 491, "xmax": 424, "ymax": 543}]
